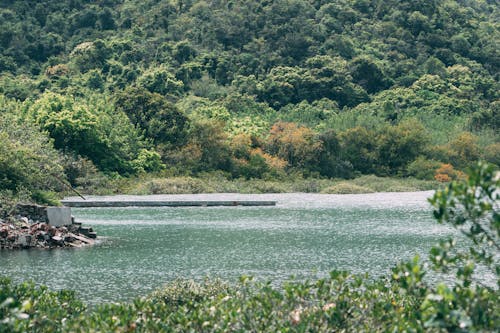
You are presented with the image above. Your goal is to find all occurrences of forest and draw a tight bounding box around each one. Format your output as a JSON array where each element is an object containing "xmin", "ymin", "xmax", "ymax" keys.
[{"xmin": 0, "ymin": 0, "xmax": 499, "ymax": 204}]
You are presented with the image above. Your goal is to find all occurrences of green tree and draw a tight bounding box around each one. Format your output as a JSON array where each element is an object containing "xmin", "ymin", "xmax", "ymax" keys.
[
  {"xmin": 27, "ymin": 92, "xmax": 144, "ymax": 174},
  {"xmin": 115, "ymin": 87, "xmax": 190, "ymax": 150},
  {"xmin": 185, "ymin": 119, "xmax": 232, "ymax": 173},
  {"xmin": 136, "ymin": 65, "xmax": 185, "ymax": 98},
  {"xmin": 350, "ymin": 57, "xmax": 392, "ymax": 94},
  {"xmin": 376, "ymin": 120, "xmax": 430, "ymax": 175},
  {"xmin": 317, "ymin": 129, "xmax": 354, "ymax": 178},
  {"xmin": 0, "ymin": 112, "xmax": 64, "ymax": 194},
  {"xmin": 339, "ymin": 126, "xmax": 378, "ymax": 174}
]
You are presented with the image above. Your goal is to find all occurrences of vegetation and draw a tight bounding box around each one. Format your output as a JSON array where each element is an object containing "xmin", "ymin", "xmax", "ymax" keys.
[
  {"xmin": 0, "ymin": 0, "xmax": 498, "ymax": 204},
  {"xmin": 1, "ymin": 162, "xmax": 498, "ymax": 332}
]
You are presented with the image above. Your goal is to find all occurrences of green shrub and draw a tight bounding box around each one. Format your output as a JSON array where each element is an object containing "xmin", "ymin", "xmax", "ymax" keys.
[
  {"xmin": 133, "ymin": 177, "xmax": 211, "ymax": 194},
  {"xmin": 29, "ymin": 190, "xmax": 61, "ymax": 206},
  {"xmin": 131, "ymin": 149, "xmax": 165, "ymax": 174},
  {"xmin": 406, "ymin": 157, "xmax": 443, "ymax": 180},
  {"xmin": 27, "ymin": 92, "xmax": 146, "ymax": 174},
  {"xmin": 0, "ymin": 110, "xmax": 65, "ymax": 196},
  {"xmin": 321, "ymin": 182, "xmax": 374, "ymax": 194}
]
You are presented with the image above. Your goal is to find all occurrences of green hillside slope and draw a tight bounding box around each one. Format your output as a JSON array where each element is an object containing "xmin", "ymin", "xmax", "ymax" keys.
[{"xmin": 0, "ymin": 0, "xmax": 498, "ymax": 199}]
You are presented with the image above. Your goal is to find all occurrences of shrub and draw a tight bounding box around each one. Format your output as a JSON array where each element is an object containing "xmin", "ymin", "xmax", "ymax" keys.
[
  {"xmin": 406, "ymin": 157, "xmax": 442, "ymax": 180},
  {"xmin": 27, "ymin": 92, "xmax": 145, "ymax": 174},
  {"xmin": 29, "ymin": 190, "xmax": 61, "ymax": 206},
  {"xmin": 321, "ymin": 182, "xmax": 374, "ymax": 194},
  {"xmin": 131, "ymin": 149, "xmax": 165, "ymax": 174},
  {"xmin": 427, "ymin": 162, "xmax": 499, "ymax": 330},
  {"xmin": 482, "ymin": 143, "xmax": 500, "ymax": 167},
  {"xmin": 434, "ymin": 163, "xmax": 464, "ymax": 182},
  {"xmin": 445, "ymin": 132, "xmax": 481, "ymax": 169},
  {"xmin": 133, "ymin": 177, "xmax": 210, "ymax": 194},
  {"xmin": 266, "ymin": 121, "xmax": 321, "ymax": 171},
  {"xmin": 0, "ymin": 111, "xmax": 65, "ymax": 196}
]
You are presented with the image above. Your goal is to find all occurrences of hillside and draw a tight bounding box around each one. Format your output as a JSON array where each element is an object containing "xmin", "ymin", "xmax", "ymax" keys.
[{"xmin": 0, "ymin": 0, "xmax": 498, "ymax": 202}]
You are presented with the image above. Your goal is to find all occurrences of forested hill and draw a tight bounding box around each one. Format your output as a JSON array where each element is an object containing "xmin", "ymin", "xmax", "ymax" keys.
[{"xmin": 0, "ymin": 1, "xmax": 499, "ymax": 198}]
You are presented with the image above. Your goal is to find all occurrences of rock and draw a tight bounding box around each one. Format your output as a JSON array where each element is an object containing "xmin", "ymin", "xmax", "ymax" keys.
[
  {"xmin": 0, "ymin": 208, "xmax": 96, "ymax": 250},
  {"xmin": 16, "ymin": 234, "xmax": 32, "ymax": 248},
  {"xmin": 51, "ymin": 235, "xmax": 64, "ymax": 245},
  {"xmin": 64, "ymin": 235, "xmax": 76, "ymax": 243},
  {"xmin": 68, "ymin": 233, "xmax": 94, "ymax": 245},
  {"xmin": 48, "ymin": 226, "xmax": 57, "ymax": 237},
  {"xmin": 36, "ymin": 231, "xmax": 46, "ymax": 241},
  {"xmin": 79, "ymin": 227, "xmax": 94, "ymax": 237}
]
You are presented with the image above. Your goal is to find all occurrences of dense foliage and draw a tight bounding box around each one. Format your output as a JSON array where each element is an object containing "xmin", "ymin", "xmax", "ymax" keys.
[
  {"xmin": 0, "ymin": 0, "xmax": 499, "ymax": 200},
  {"xmin": 1, "ymin": 163, "xmax": 498, "ymax": 332}
]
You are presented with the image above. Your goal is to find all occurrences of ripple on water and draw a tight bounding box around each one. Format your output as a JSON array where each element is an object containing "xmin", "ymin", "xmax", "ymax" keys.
[{"xmin": 1, "ymin": 191, "xmax": 468, "ymax": 305}]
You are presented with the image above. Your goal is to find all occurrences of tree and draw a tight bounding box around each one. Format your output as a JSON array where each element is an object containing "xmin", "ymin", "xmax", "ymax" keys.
[
  {"xmin": 27, "ymin": 92, "xmax": 145, "ymax": 174},
  {"xmin": 115, "ymin": 87, "xmax": 189, "ymax": 149},
  {"xmin": 70, "ymin": 40, "xmax": 111, "ymax": 73},
  {"xmin": 183, "ymin": 119, "xmax": 232, "ymax": 173},
  {"xmin": 339, "ymin": 126, "xmax": 378, "ymax": 174},
  {"xmin": 266, "ymin": 121, "xmax": 321, "ymax": 171},
  {"xmin": 350, "ymin": 57, "xmax": 392, "ymax": 94},
  {"xmin": 317, "ymin": 130, "xmax": 354, "ymax": 178},
  {"xmin": 446, "ymin": 132, "xmax": 481, "ymax": 170},
  {"xmin": 136, "ymin": 65, "xmax": 185, "ymax": 97},
  {"xmin": 376, "ymin": 120, "xmax": 430, "ymax": 175},
  {"xmin": 0, "ymin": 112, "xmax": 64, "ymax": 194}
]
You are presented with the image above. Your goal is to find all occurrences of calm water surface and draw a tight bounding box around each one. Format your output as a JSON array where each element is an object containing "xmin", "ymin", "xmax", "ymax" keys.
[{"xmin": 1, "ymin": 191, "xmax": 457, "ymax": 304}]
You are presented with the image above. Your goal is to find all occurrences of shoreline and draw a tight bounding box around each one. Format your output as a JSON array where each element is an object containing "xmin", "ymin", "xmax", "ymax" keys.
[
  {"xmin": 71, "ymin": 174, "xmax": 442, "ymax": 197},
  {"xmin": 0, "ymin": 204, "xmax": 96, "ymax": 250}
]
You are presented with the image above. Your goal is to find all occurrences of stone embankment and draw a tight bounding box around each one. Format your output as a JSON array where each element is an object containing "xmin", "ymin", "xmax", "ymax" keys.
[{"xmin": 0, "ymin": 204, "xmax": 96, "ymax": 250}]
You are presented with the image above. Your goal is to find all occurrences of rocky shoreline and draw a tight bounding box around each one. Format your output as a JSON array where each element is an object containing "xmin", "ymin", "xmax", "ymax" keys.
[{"xmin": 0, "ymin": 204, "xmax": 96, "ymax": 250}]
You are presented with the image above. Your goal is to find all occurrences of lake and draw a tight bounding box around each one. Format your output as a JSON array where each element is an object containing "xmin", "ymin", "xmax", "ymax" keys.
[{"xmin": 0, "ymin": 191, "xmax": 458, "ymax": 305}]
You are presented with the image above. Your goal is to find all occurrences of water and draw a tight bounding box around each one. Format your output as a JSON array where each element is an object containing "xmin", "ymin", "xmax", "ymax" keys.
[{"xmin": 1, "ymin": 191, "xmax": 458, "ymax": 304}]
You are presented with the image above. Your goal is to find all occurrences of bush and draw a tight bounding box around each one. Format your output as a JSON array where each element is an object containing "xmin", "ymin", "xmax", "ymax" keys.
[
  {"xmin": 131, "ymin": 149, "xmax": 165, "ymax": 174},
  {"xmin": 482, "ymin": 143, "xmax": 500, "ymax": 167},
  {"xmin": 132, "ymin": 177, "xmax": 211, "ymax": 195},
  {"xmin": 27, "ymin": 92, "xmax": 146, "ymax": 174},
  {"xmin": 29, "ymin": 191, "xmax": 61, "ymax": 206},
  {"xmin": 427, "ymin": 162, "xmax": 499, "ymax": 330},
  {"xmin": 0, "ymin": 111, "xmax": 65, "ymax": 196},
  {"xmin": 406, "ymin": 157, "xmax": 443, "ymax": 180},
  {"xmin": 434, "ymin": 163, "xmax": 464, "ymax": 182},
  {"xmin": 321, "ymin": 182, "xmax": 374, "ymax": 194}
]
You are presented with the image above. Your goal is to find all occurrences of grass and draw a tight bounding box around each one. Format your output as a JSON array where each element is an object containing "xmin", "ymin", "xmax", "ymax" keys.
[{"xmin": 72, "ymin": 174, "xmax": 441, "ymax": 196}]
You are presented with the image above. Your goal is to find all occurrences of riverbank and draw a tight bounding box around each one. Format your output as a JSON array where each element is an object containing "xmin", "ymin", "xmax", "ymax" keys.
[
  {"xmin": 75, "ymin": 174, "xmax": 442, "ymax": 196},
  {"xmin": 0, "ymin": 204, "xmax": 96, "ymax": 249}
]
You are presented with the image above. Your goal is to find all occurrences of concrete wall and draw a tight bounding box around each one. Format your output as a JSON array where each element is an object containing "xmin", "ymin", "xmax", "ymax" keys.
[
  {"xmin": 14, "ymin": 204, "xmax": 73, "ymax": 226},
  {"xmin": 46, "ymin": 207, "xmax": 72, "ymax": 227},
  {"xmin": 14, "ymin": 204, "xmax": 48, "ymax": 223}
]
